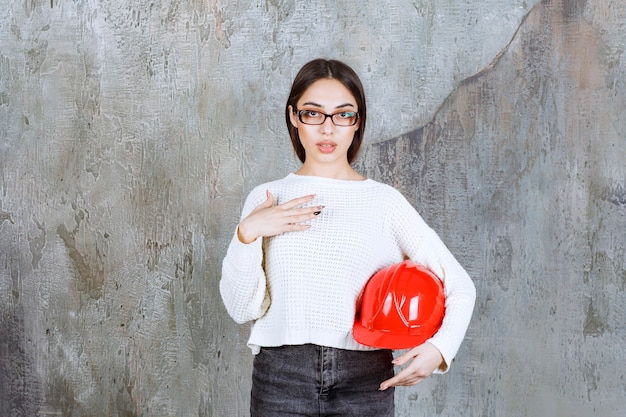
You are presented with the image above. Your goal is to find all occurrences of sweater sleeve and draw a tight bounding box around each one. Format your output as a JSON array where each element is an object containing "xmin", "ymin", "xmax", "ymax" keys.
[
  {"xmin": 387, "ymin": 189, "xmax": 476, "ymax": 372},
  {"xmin": 220, "ymin": 189, "xmax": 271, "ymax": 324}
]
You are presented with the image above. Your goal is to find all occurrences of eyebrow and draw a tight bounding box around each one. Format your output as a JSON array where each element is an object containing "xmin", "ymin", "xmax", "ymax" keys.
[{"xmin": 301, "ymin": 101, "xmax": 356, "ymax": 109}]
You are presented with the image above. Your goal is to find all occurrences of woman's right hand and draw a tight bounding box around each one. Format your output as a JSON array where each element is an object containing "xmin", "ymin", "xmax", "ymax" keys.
[{"xmin": 237, "ymin": 191, "xmax": 324, "ymax": 244}]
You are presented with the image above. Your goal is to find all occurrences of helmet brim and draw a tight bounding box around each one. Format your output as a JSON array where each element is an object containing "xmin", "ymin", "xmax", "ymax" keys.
[{"xmin": 352, "ymin": 321, "xmax": 434, "ymax": 350}]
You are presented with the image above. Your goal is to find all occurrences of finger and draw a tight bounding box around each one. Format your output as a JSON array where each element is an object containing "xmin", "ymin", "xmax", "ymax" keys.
[
  {"xmin": 287, "ymin": 205, "xmax": 325, "ymax": 218},
  {"xmin": 379, "ymin": 375, "xmax": 398, "ymax": 391},
  {"xmin": 250, "ymin": 191, "xmax": 274, "ymax": 215},
  {"xmin": 279, "ymin": 194, "xmax": 316, "ymax": 210},
  {"xmin": 379, "ymin": 371, "xmax": 406, "ymax": 391},
  {"xmin": 379, "ymin": 358, "xmax": 406, "ymax": 391},
  {"xmin": 262, "ymin": 190, "xmax": 275, "ymax": 207},
  {"xmin": 278, "ymin": 223, "xmax": 312, "ymax": 234},
  {"xmin": 282, "ymin": 211, "xmax": 323, "ymax": 225},
  {"xmin": 392, "ymin": 348, "xmax": 418, "ymax": 366},
  {"xmin": 379, "ymin": 368, "xmax": 423, "ymax": 391}
]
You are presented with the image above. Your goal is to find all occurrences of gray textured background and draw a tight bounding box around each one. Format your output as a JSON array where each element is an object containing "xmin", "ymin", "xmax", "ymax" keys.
[{"xmin": 1, "ymin": 0, "xmax": 625, "ymax": 416}]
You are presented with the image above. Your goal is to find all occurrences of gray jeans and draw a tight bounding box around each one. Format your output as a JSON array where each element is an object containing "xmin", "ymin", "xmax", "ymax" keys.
[{"xmin": 251, "ymin": 344, "xmax": 395, "ymax": 417}]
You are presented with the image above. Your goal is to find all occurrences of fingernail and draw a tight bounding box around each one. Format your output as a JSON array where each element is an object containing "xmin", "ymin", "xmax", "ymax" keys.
[
  {"xmin": 313, "ymin": 206, "xmax": 325, "ymax": 215},
  {"xmin": 313, "ymin": 211, "xmax": 321, "ymax": 215}
]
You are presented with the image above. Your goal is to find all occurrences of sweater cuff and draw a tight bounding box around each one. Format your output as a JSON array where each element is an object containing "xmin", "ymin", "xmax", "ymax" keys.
[
  {"xmin": 226, "ymin": 227, "xmax": 263, "ymax": 267},
  {"xmin": 426, "ymin": 337, "xmax": 456, "ymax": 374}
]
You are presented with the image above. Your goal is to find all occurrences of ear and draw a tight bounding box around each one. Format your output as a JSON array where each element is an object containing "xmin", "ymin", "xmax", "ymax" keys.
[{"xmin": 288, "ymin": 105, "xmax": 298, "ymax": 128}]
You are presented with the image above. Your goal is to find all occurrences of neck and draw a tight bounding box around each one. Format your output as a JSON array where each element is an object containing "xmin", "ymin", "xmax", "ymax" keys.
[{"xmin": 295, "ymin": 163, "xmax": 365, "ymax": 181}]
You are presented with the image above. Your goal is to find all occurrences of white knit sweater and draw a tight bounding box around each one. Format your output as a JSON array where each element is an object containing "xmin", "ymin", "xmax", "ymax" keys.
[{"xmin": 220, "ymin": 173, "xmax": 476, "ymax": 370}]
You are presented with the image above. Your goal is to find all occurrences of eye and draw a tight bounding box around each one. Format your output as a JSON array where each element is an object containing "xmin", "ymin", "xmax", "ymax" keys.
[
  {"xmin": 302, "ymin": 110, "xmax": 320, "ymax": 118},
  {"xmin": 337, "ymin": 111, "xmax": 356, "ymax": 119}
]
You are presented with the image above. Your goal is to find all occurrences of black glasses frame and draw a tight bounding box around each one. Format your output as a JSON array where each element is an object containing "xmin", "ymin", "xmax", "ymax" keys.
[{"xmin": 293, "ymin": 108, "xmax": 360, "ymax": 126}]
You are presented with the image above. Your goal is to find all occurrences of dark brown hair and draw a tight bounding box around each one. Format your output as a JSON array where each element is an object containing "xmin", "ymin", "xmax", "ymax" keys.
[{"xmin": 285, "ymin": 59, "xmax": 367, "ymax": 164}]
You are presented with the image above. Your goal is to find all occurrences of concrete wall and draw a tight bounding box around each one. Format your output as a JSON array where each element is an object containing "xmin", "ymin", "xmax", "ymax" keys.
[{"xmin": 1, "ymin": 0, "xmax": 624, "ymax": 416}]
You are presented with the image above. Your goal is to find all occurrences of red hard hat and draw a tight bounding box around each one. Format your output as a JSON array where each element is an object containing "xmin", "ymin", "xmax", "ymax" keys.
[{"xmin": 353, "ymin": 260, "xmax": 445, "ymax": 349}]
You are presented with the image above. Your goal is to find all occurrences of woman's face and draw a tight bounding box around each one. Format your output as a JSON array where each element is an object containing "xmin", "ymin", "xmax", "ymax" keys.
[{"xmin": 289, "ymin": 78, "xmax": 360, "ymax": 168}]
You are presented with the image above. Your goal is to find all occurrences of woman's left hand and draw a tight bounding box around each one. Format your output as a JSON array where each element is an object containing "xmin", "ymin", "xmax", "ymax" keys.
[{"xmin": 379, "ymin": 342, "xmax": 444, "ymax": 391}]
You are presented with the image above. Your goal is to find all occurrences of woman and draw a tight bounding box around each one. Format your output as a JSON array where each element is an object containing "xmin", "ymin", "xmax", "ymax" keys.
[{"xmin": 220, "ymin": 59, "xmax": 476, "ymax": 416}]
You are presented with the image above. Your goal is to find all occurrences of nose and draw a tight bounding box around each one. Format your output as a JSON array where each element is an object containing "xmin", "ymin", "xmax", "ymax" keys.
[{"xmin": 320, "ymin": 115, "xmax": 335, "ymax": 133}]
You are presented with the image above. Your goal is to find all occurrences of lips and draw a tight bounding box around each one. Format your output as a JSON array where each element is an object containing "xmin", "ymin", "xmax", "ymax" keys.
[{"xmin": 316, "ymin": 141, "xmax": 337, "ymax": 153}]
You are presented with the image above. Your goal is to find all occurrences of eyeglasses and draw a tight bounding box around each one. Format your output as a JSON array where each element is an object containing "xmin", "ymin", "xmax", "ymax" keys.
[{"xmin": 293, "ymin": 108, "xmax": 359, "ymax": 126}]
